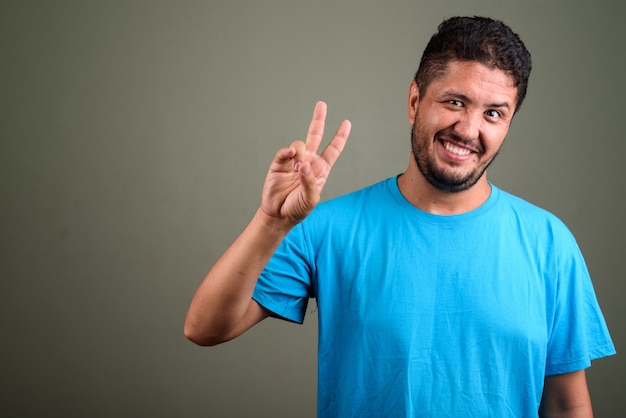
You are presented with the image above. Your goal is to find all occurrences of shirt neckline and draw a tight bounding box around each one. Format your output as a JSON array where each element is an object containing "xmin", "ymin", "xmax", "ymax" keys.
[{"xmin": 387, "ymin": 175, "xmax": 500, "ymax": 225}]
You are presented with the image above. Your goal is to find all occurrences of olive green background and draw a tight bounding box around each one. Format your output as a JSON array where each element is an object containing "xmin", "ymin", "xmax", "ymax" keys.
[{"xmin": 1, "ymin": 1, "xmax": 623, "ymax": 416}]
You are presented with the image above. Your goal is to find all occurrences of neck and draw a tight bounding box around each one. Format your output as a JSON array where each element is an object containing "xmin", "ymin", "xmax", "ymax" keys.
[{"xmin": 397, "ymin": 159, "xmax": 492, "ymax": 215}]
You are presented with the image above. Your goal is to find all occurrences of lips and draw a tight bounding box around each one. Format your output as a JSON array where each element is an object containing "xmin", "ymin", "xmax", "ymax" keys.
[
  {"xmin": 437, "ymin": 137, "xmax": 479, "ymax": 162},
  {"xmin": 443, "ymin": 141, "xmax": 472, "ymax": 156}
]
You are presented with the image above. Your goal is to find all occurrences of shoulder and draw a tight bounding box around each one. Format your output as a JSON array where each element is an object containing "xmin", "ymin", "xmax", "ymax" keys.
[
  {"xmin": 313, "ymin": 177, "xmax": 398, "ymax": 218},
  {"xmin": 494, "ymin": 187, "xmax": 568, "ymax": 226},
  {"xmin": 290, "ymin": 177, "xmax": 402, "ymax": 241},
  {"xmin": 492, "ymin": 185, "xmax": 578, "ymax": 244}
]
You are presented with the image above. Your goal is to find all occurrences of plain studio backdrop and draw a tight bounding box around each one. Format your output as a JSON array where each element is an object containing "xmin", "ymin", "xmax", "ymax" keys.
[{"xmin": 1, "ymin": 1, "xmax": 623, "ymax": 417}]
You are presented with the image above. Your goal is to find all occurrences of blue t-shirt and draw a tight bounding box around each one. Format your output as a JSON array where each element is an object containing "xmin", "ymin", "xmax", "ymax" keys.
[{"xmin": 253, "ymin": 177, "xmax": 615, "ymax": 417}]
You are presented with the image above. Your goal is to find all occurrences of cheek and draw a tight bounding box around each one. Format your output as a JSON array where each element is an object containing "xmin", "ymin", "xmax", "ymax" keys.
[
  {"xmin": 414, "ymin": 108, "xmax": 446, "ymax": 135},
  {"xmin": 483, "ymin": 128, "xmax": 509, "ymax": 153}
]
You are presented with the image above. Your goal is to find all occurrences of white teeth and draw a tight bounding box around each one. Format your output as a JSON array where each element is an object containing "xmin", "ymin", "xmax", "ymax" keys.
[{"xmin": 444, "ymin": 142, "xmax": 471, "ymax": 156}]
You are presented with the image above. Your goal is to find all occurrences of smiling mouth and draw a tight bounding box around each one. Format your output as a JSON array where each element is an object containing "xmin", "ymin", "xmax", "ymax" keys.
[{"xmin": 442, "ymin": 140, "xmax": 473, "ymax": 156}]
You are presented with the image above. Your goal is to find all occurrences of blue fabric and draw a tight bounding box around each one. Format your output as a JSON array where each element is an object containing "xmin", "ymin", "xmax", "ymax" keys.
[{"xmin": 253, "ymin": 177, "xmax": 615, "ymax": 417}]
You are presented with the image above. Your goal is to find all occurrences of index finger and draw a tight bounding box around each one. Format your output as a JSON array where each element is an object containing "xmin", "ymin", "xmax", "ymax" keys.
[{"xmin": 305, "ymin": 101, "xmax": 327, "ymax": 154}]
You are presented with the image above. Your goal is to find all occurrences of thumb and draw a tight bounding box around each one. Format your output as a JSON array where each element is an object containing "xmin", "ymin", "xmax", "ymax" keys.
[{"xmin": 297, "ymin": 161, "xmax": 320, "ymax": 208}]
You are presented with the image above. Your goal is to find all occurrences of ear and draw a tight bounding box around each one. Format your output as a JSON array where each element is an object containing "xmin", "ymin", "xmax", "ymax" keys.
[{"xmin": 408, "ymin": 80, "xmax": 420, "ymax": 126}]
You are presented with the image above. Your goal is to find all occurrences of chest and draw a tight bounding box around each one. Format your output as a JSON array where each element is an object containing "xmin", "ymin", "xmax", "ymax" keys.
[{"xmin": 314, "ymin": 220, "xmax": 550, "ymax": 352}]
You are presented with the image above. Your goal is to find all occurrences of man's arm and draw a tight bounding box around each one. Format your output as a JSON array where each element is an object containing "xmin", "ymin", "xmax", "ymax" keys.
[
  {"xmin": 183, "ymin": 208, "xmax": 293, "ymax": 346},
  {"xmin": 539, "ymin": 370, "xmax": 594, "ymax": 418},
  {"xmin": 184, "ymin": 102, "xmax": 351, "ymax": 346}
]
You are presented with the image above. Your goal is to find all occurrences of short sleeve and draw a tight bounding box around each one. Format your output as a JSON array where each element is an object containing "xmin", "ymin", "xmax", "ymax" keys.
[
  {"xmin": 544, "ymin": 229, "xmax": 615, "ymax": 375},
  {"xmin": 252, "ymin": 223, "xmax": 314, "ymax": 324}
]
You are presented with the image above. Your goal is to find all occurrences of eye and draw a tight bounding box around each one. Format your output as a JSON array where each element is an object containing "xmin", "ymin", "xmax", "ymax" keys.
[
  {"xmin": 485, "ymin": 109, "xmax": 501, "ymax": 118},
  {"xmin": 448, "ymin": 99, "xmax": 463, "ymax": 107}
]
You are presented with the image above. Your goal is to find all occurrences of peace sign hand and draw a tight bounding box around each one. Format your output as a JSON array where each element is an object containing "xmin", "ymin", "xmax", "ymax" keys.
[{"xmin": 261, "ymin": 101, "xmax": 351, "ymax": 226}]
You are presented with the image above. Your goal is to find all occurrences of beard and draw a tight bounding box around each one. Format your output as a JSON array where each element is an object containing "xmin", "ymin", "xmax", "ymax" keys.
[{"xmin": 410, "ymin": 122, "xmax": 500, "ymax": 193}]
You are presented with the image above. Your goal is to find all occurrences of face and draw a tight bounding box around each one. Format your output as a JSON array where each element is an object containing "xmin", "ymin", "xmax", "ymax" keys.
[{"xmin": 409, "ymin": 60, "xmax": 518, "ymax": 193}]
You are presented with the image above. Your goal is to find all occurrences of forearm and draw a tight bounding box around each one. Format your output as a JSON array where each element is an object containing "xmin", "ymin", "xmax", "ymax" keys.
[
  {"xmin": 184, "ymin": 208, "xmax": 294, "ymax": 345},
  {"xmin": 538, "ymin": 406, "xmax": 593, "ymax": 418},
  {"xmin": 538, "ymin": 371, "xmax": 593, "ymax": 418}
]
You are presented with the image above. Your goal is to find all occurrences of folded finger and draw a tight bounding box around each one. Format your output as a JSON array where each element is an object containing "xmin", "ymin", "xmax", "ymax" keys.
[{"xmin": 289, "ymin": 140, "xmax": 308, "ymax": 170}]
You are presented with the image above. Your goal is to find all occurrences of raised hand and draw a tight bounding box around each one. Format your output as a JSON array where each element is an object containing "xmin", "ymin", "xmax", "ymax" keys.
[
  {"xmin": 261, "ymin": 101, "xmax": 351, "ymax": 224},
  {"xmin": 185, "ymin": 102, "xmax": 351, "ymax": 346}
]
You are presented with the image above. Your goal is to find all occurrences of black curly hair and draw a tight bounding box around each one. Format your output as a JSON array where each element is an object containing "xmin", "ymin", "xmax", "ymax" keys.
[{"xmin": 414, "ymin": 16, "xmax": 532, "ymax": 112}]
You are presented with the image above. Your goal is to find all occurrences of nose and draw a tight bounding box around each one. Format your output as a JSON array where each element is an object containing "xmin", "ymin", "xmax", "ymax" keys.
[{"xmin": 452, "ymin": 111, "xmax": 481, "ymax": 141}]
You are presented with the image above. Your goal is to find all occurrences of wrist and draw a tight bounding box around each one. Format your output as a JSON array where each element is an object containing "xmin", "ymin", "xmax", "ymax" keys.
[{"xmin": 253, "ymin": 207, "xmax": 297, "ymax": 237}]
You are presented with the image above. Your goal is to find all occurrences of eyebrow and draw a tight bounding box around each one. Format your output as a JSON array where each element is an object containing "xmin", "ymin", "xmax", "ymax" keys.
[{"xmin": 442, "ymin": 90, "xmax": 511, "ymax": 110}]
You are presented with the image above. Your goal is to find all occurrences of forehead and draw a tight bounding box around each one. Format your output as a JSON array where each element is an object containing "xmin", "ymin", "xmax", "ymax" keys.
[{"xmin": 426, "ymin": 60, "xmax": 517, "ymax": 106}]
